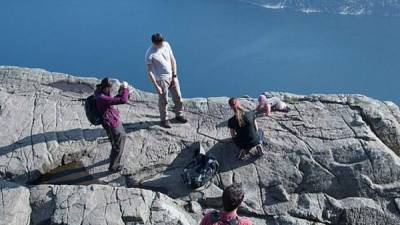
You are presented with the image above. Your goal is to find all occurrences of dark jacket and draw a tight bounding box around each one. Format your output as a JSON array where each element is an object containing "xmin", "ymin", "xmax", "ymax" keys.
[{"xmin": 94, "ymin": 88, "xmax": 129, "ymax": 128}]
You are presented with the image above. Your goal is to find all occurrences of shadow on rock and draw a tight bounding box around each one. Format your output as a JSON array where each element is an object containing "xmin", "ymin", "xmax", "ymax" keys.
[
  {"xmin": 2, "ymin": 121, "xmax": 158, "ymax": 186},
  {"xmin": 47, "ymin": 80, "xmax": 94, "ymax": 94},
  {"xmin": 30, "ymin": 159, "xmax": 112, "ymax": 185},
  {"xmin": 135, "ymin": 139, "xmax": 259, "ymax": 199},
  {"xmin": 0, "ymin": 121, "xmax": 158, "ymax": 156}
]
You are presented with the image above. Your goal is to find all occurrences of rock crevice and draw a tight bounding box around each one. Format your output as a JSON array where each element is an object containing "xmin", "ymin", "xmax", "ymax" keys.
[{"xmin": 1, "ymin": 66, "xmax": 400, "ymax": 224}]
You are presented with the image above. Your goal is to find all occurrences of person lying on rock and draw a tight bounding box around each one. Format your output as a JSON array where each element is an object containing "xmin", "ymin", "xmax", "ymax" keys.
[
  {"xmin": 95, "ymin": 78, "xmax": 129, "ymax": 172},
  {"xmin": 255, "ymin": 94, "xmax": 290, "ymax": 117},
  {"xmin": 145, "ymin": 33, "xmax": 188, "ymax": 128},
  {"xmin": 228, "ymin": 98, "xmax": 264, "ymax": 160},
  {"xmin": 199, "ymin": 183, "xmax": 252, "ymax": 225}
]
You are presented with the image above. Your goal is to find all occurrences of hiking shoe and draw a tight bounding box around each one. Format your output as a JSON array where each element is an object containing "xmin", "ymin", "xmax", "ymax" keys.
[
  {"xmin": 256, "ymin": 145, "xmax": 264, "ymax": 156},
  {"xmin": 161, "ymin": 120, "xmax": 172, "ymax": 129},
  {"xmin": 237, "ymin": 149, "xmax": 248, "ymax": 160},
  {"xmin": 175, "ymin": 116, "xmax": 188, "ymax": 123}
]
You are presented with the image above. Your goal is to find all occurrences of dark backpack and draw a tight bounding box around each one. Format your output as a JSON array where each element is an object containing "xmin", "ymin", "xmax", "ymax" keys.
[
  {"xmin": 181, "ymin": 148, "xmax": 219, "ymax": 189},
  {"xmin": 210, "ymin": 211, "xmax": 239, "ymax": 225},
  {"xmin": 84, "ymin": 95, "xmax": 102, "ymax": 125}
]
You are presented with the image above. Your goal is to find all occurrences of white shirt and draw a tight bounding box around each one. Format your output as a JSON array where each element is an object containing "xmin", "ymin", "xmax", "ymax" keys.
[{"xmin": 145, "ymin": 42, "xmax": 174, "ymax": 80}]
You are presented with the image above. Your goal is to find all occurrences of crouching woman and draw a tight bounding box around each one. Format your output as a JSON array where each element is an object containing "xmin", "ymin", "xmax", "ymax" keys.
[{"xmin": 228, "ymin": 98, "xmax": 264, "ymax": 160}]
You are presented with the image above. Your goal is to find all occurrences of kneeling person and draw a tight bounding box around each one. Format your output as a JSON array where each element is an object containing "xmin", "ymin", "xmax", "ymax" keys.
[{"xmin": 228, "ymin": 98, "xmax": 264, "ymax": 159}]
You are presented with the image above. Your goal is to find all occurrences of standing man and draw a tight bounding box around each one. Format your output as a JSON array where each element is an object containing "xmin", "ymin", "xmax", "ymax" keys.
[
  {"xmin": 145, "ymin": 33, "xmax": 188, "ymax": 128},
  {"xmin": 95, "ymin": 78, "xmax": 129, "ymax": 172}
]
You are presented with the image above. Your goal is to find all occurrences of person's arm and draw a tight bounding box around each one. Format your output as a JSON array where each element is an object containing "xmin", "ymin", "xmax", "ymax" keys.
[
  {"xmin": 167, "ymin": 42, "xmax": 177, "ymax": 76},
  {"xmin": 254, "ymin": 119, "xmax": 259, "ymax": 131},
  {"xmin": 265, "ymin": 103, "xmax": 272, "ymax": 116},
  {"xmin": 170, "ymin": 53, "xmax": 177, "ymax": 77},
  {"xmin": 230, "ymin": 128, "xmax": 236, "ymax": 138},
  {"xmin": 99, "ymin": 88, "xmax": 129, "ymax": 106},
  {"xmin": 255, "ymin": 102, "xmax": 261, "ymax": 112},
  {"xmin": 251, "ymin": 111, "xmax": 259, "ymax": 131},
  {"xmin": 146, "ymin": 64, "xmax": 163, "ymax": 95},
  {"xmin": 228, "ymin": 119, "xmax": 236, "ymax": 138}
]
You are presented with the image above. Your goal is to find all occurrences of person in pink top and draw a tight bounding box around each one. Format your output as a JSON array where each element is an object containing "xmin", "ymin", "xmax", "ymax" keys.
[
  {"xmin": 255, "ymin": 95, "xmax": 290, "ymax": 116},
  {"xmin": 95, "ymin": 78, "xmax": 129, "ymax": 172},
  {"xmin": 199, "ymin": 183, "xmax": 252, "ymax": 225}
]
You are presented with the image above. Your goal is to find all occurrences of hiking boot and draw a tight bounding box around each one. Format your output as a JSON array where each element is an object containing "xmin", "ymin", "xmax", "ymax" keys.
[
  {"xmin": 161, "ymin": 120, "xmax": 172, "ymax": 129},
  {"xmin": 175, "ymin": 116, "xmax": 188, "ymax": 123},
  {"xmin": 256, "ymin": 144, "xmax": 264, "ymax": 156}
]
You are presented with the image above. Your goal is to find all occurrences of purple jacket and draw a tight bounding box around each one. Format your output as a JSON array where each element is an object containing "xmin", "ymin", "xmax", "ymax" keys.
[{"xmin": 95, "ymin": 88, "xmax": 129, "ymax": 128}]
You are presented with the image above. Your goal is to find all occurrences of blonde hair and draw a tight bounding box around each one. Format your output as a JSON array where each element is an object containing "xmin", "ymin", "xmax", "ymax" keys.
[{"xmin": 229, "ymin": 98, "xmax": 246, "ymax": 127}]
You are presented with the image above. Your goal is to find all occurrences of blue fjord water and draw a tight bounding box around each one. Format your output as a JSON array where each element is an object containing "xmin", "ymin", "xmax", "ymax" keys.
[{"xmin": 0, "ymin": 0, "xmax": 399, "ymax": 104}]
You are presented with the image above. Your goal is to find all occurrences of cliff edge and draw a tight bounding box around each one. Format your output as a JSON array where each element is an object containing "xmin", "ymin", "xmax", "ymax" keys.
[{"xmin": 1, "ymin": 66, "xmax": 400, "ymax": 225}]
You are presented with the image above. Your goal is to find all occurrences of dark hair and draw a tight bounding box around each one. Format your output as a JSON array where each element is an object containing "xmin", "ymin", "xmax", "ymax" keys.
[
  {"xmin": 99, "ymin": 78, "xmax": 112, "ymax": 89},
  {"xmin": 228, "ymin": 98, "xmax": 245, "ymax": 127},
  {"xmin": 222, "ymin": 183, "xmax": 244, "ymax": 212},
  {"xmin": 151, "ymin": 33, "xmax": 164, "ymax": 45}
]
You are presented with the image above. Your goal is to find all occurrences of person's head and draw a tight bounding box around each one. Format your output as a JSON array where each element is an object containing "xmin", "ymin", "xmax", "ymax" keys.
[
  {"xmin": 228, "ymin": 98, "xmax": 245, "ymax": 127},
  {"xmin": 151, "ymin": 33, "xmax": 164, "ymax": 47},
  {"xmin": 228, "ymin": 97, "xmax": 240, "ymax": 109},
  {"xmin": 99, "ymin": 77, "xmax": 112, "ymax": 96},
  {"xmin": 222, "ymin": 183, "xmax": 245, "ymax": 212},
  {"xmin": 258, "ymin": 95, "xmax": 267, "ymax": 105}
]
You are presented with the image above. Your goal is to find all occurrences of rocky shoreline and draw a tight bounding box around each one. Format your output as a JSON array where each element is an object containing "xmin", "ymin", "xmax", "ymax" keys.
[{"xmin": 1, "ymin": 66, "xmax": 400, "ymax": 225}]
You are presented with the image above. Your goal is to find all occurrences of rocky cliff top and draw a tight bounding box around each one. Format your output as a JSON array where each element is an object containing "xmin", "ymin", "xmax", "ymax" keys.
[{"xmin": 1, "ymin": 66, "xmax": 400, "ymax": 225}]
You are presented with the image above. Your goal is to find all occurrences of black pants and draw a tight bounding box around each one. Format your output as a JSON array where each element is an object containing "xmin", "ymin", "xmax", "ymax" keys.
[
  {"xmin": 233, "ymin": 130, "xmax": 264, "ymax": 150},
  {"xmin": 102, "ymin": 123, "xmax": 126, "ymax": 169}
]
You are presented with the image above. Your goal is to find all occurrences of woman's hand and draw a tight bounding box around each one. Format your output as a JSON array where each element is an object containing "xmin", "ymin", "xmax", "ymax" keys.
[{"xmin": 230, "ymin": 128, "xmax": 236, "ymax": 138}]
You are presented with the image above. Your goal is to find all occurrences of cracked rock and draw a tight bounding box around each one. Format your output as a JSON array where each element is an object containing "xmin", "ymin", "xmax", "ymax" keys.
[
  {"xmin": 30, "ymin": 184, "xmax": 196, "ymax": 225},
  {"xmin": 0, "ymin": 181, "xmax": 31, "ymax": 225},
  {"xmin": 1, "ymin": 66, "xmax": 400, "ymax": 224}
]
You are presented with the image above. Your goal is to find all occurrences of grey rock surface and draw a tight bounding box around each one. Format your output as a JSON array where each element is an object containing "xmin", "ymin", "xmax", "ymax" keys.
[
  {"xmin": 30, "ymin": 184, "xmax": 196, "ymax": 225},
  {"xmin": 1, "ymin": 66, "xmax": 400, "ymax": 224},
  {"xmin": 0, "ymin": 180, "xmax": 31, "ymax": 225}
]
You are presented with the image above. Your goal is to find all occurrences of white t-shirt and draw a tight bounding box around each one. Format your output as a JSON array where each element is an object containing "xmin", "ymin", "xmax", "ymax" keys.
[{"xmin": 145, "ymin": 41, "xmax": 174, "ymax": 80}]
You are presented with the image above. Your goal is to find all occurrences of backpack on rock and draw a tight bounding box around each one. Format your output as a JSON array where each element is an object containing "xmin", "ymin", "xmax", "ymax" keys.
[{"xmin": 181, "ymin": 142, "xmax": 219, "ymax": 189}]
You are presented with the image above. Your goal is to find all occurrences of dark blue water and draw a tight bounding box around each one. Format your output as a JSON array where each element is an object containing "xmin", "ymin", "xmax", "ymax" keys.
[{"xmin": 0, "ymin": 0, "xmax": 399, "ymax": 104}]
